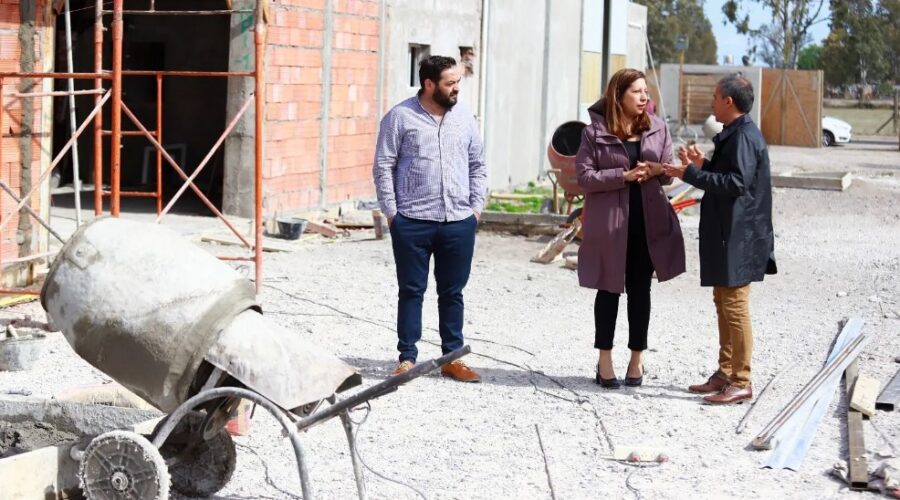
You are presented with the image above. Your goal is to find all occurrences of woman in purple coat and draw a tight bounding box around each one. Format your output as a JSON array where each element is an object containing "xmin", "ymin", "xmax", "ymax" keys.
[{"xmin": 575, "ymin": 68, "xmax": 686, "ymax": 389}]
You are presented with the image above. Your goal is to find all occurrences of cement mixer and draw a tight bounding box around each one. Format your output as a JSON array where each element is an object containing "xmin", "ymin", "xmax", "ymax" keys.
[
  {"xmin": 547, "ymin": 121, "xmax": 587, "ymax": 215},
  {"xmin": 41, "ymin": 217, "xmax": 468, "ymax": 500}
]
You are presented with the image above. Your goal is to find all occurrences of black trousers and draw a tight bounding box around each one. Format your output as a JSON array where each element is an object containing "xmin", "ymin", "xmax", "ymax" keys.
[{"xmin": 594, "ymin": 188, "xmax": 654, "ymax": 351}]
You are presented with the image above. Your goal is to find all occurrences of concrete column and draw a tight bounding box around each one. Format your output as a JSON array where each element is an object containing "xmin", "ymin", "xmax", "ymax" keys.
[{"xmin": 223, "ymin": 0, "xmax": 257, "ymax": 218}]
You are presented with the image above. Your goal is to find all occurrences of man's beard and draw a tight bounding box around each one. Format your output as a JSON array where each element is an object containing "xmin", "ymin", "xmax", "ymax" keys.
[{"xmin": 434, "ymin": 88, "xmax": 459, "ymax": 109}]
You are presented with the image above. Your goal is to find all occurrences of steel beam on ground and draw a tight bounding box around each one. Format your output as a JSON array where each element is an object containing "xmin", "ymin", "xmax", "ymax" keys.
[
  {"xmin": 752, "ymin": 319, "xmax": 868, "ymax": 451},
  {"xmin": 876, "ymin": 368, "xmax": 900, "ymax": 412}
]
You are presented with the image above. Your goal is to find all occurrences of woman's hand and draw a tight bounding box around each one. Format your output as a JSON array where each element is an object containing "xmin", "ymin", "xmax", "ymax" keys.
[
  {"xmin": 636, "ymin": 161, "xmax": 665, "ymax": 179},
  {"xmin": 623, "ymin": 166, "xmax": 648, "ymax": 183}
]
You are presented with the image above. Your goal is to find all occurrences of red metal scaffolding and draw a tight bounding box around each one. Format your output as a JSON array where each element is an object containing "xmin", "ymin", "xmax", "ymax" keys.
[{"xmin": 0, "ymin": 0, "xmax": 267, "ymax": 293}]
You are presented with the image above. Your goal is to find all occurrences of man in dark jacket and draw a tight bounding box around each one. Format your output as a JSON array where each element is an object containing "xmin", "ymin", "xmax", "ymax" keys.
[{"xmin": 664, "ymin": 75, "xmax": 776, "ymax": 405}]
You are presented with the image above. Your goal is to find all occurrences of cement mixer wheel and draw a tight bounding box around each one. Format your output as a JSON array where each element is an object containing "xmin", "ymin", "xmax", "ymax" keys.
[
  {"xmin": 156, "ymin": 411, "xmax": 236, "ymax": 498},
  {"xmin": 80, "ymin": 430, "xmax": 170, "ymax": 500}
]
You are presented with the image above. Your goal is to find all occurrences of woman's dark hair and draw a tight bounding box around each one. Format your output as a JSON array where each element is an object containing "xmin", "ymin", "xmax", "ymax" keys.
[{"xmin": 419, "ymin": 56, "xmax": 457, "ymax": 89}]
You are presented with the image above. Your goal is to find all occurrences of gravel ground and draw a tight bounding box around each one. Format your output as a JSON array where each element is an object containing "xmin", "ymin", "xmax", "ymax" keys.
[{"xmin": 1, "ymin": 136, "xmax": 898, "ymax": 499}]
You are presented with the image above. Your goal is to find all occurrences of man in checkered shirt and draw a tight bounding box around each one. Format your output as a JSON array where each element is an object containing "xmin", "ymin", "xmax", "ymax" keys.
[{"xmin": 373, "ymin": 55, "xmax": 487, "ymax": 383}]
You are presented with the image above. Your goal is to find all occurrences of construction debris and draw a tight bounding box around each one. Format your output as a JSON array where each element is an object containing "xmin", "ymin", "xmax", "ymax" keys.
[
  {"xmin": 845, "ymin": 361, "xmax": 869, "ymax": 490},
  {"xmin": 736, "ymin": 368, "xmax": 785, "ymax": 434},
  {"xmin": 613, "ymin": 445, "xmax": 669, "ymax": 463},
  {"xmin": 772, "ymin": 171, "xmax": 852, "ymax": 191},
  {"xmin": 876, "ymin": 368, "xmax": 900, "ymax": 412},
  {"xmin": 849, "ymin": 373, "xmax": 881, "ymax": 418},
  {"xmin": 479, "ymin": 211, "xmax": 569, "ymax": 236},
  {"xmin": 753, "ymin": 319, "xmax": 869, "ymax": 470},
  {"xmin": 531, "ymin": 219, "xmax": 581, "ymax": 264}
]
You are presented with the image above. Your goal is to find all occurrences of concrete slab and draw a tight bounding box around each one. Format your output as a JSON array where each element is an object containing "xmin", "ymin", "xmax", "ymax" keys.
[{"xmin": 772, "ymin": 171, "xmax": 852, "ymax": 191}]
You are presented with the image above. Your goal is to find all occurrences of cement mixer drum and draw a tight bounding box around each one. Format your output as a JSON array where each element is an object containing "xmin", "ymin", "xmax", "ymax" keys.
[{"xmin": 41, "ymin": 217, "xmax": 360, "ymax": 414}]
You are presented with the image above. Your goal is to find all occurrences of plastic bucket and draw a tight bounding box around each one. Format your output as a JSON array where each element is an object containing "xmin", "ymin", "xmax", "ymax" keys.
[{"xmin": 276, "ymin": 217, "xmax": 307, "ymax": 240}]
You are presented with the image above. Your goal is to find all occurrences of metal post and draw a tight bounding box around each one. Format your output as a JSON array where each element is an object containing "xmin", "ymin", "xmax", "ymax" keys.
[
  {"xmin": 110, "ymin": 0, "xmax": 124, "ymax": 216},
  {"xmin": 318, "ymin": 0, "xmax": 333, "ymax": 209},
  {"xmin": 339, "ymin": 411, "xmax": 367, "ymax": 500},
  {"xmin": 93, "ymin": 0, "xmax": 104, "ymax": 215},
  {"xmin": 254, "ymin": 2, "xmax": 266, "ymax": 292},
  {"xmin": 64, "ymin": 0, "xmax": 83, "ymax": 226},
  {"xmin": 156, "ymin": 73, "xmax": 163, "ymax": 215}
]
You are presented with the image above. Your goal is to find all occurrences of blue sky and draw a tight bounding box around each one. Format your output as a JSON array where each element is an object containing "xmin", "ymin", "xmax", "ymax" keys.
[{"xmin": 704, "ymin": 0, "xmax": 831, "ymax": 65}]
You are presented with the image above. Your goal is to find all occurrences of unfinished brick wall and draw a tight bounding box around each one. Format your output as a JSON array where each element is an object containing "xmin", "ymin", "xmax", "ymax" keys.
[
  {"xmin": 0, "ymin": 0, "xmax": 52, "ymax": 265},
  {"xmin": 265, "ymin": 0, "xmax": 379, "ymax": 212}
]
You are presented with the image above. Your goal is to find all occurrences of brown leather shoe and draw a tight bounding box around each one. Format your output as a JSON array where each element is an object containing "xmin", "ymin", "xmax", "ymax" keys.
[
  {"xmin": 393, "ymin": 360, "xmax": 415, "ymax": 376},
  {"xmin": 688, "ymin": 374, "xmax": 728, "ymax": 394},
  {"xmin": 703, "ymin": 384, "xmax": 753, "ymax": 405},
  {"xmin": 440, "ymin": 360, "xmax": 481, "ymax": 383}
]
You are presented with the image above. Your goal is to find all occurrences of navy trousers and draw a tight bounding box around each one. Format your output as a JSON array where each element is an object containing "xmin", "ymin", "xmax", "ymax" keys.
[{"xmin": 389, "ymin": 213, "xmax": 477, "ymax": 362}]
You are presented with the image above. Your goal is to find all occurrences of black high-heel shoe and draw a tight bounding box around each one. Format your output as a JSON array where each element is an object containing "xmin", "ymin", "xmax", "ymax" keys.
[
  {"xmin": 595, "ymin": 364, "xmax": 621, "ymax": 389},
  {"xmin": 624, "ymin": 363, "xmax": 644, "ymax": 387}
]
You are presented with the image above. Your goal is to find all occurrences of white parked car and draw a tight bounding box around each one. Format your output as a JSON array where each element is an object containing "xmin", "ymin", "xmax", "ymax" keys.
[{"xmin": 822, "ymin": 116, "xmax": 852, "ymax": 147}]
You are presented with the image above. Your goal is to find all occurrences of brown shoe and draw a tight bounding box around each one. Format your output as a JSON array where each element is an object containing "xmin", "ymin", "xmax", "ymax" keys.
[
  {"xmin": 393, "ymin": 360, "xmax": 415, "ymax": 376},
  {"xmin": 440, "ymin": 360, "xmax": 481, "ymax": 383},
  {"xmin": 703, "ymin": 384, "xmax": 753, "ymax": 405},
  {"xmin": 688, "ymin": 374, "xmax": 728, "ymax": 394}
]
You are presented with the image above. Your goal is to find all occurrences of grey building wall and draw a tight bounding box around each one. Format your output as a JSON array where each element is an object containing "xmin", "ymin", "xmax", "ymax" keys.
[
  {"xmin": 484, "ymin": 0, "xmax": 582, "ymax": 189},
  {"xmin": 382, "ymin": 0, "xmax": 482, "ymax": 112}
]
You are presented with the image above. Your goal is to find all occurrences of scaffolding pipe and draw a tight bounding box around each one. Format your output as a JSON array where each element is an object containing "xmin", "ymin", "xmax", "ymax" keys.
[
  {"xmin": 120, "ymin": 102, "xmax": 252, "ymax": 249},
  {"xmin": 11, "ymin": 89, "xmax": 103, "ymax": 98},
  {"xmin": 156, "ymin": 73, "xmax": 163, "ymax": 214},
  {"xmin": 0, "ymin": 180, "xmax": 66, "ymax": 243},
  {"xmin": 93, "ymin": 0, "xmax": 104, "ymax": 215},
  {"xmin": 0, "ymin": 92, "xmax": 111, "ymax": 235},
  {"xmin": 102, "ymin": 10, "xmax": 254, "ymax": 15},
  {"xmin": 156, "ymin": 96, "xmax": 253, "ymax": 222},
  {"xmin": 254, "ymin": 2, "xmax": 267, "ymax": 291},
  {"xmin": 65, "ymin": 0, "xmax": 83, "ymax": 225},
  {"xmin": 121, "ymin": 70, "xmax": 255, "ymax": 77},
  {"xmin": 110, "ymin": 0, "xmax": 124, "ymax": 216}
]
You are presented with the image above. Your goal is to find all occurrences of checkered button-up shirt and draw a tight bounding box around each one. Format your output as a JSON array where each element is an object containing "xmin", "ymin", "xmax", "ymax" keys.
[{"xmin": 373, "ymin": 96, "xmax": 488, "ymax": 222}]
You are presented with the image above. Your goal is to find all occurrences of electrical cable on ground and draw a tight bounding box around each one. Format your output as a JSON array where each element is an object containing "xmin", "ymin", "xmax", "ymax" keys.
[
  {"xmin": 262, "ymin": 282, "xmax": 620, "ymax": 456},
  {"xmin": 346, "ymin": 401, "xmax": 429, "ymax": 500}
]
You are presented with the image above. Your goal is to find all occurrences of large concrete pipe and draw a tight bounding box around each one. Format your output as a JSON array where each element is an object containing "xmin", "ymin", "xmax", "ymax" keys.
[{"xmin": 41, "ymin": 218, "xmax": 359, "ymax": 413}]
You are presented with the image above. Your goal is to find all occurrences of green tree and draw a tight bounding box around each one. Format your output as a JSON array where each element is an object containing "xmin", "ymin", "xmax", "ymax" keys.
[
  {"xmin": 878, "ymin": 0, "xmax": 900, "ymax": 84},
  {"xmin": 821, "ymin": 0, "xmax": 888, "ymax": 86},
  {"xmin": 797, "ymin": 44, "xmax": 822, "ymax": 69},
  {"xmin": 722, "ymin": 0, "xmax": 829, "ymax": 68},
  {"xmin": 635, "ymin": 0, "xmax": 718, "ymax": 65}
]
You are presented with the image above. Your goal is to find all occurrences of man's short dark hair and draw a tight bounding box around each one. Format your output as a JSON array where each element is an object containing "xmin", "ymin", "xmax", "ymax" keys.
[
  {"xmin": 718, "ymin": 75, "xmax": 754, "ymax": 113},
  {"xmin": 419, "ymin": 56, "xmax": 457, "ymax": 89}
]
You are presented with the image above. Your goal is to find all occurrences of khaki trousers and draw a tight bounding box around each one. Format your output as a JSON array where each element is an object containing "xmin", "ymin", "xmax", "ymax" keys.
[{"xmin": 712, "ymin": 285, "xmax": 753, "ymax": 388}]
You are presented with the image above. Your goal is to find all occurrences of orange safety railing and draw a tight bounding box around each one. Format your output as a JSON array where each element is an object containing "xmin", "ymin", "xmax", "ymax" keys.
[{"xmin": 0, "ymin": 0, "xmax": 268, "ymax": 294}]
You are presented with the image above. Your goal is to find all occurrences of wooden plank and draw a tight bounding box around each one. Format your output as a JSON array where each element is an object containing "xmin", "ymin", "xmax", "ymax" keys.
[
  {"xmin": 844, "ymin": 361, "xmax": 869, "ymax": 490},
  {"xmin": 199, "ymin": 234, "xmax": 297, "ymax": 252},
  {"xmin": 479, "ymin": 211, "xmax": 568, "ymax": 226},
  {"xmin": 849, "ymin": 373, "xmax": 880, "ymax": 417},
  {"xmin": 876, "ymin": 368, "xmax": 900, "ymax": 412},
  {"xmin": 479, "ymin": 211, "xmax": 569, "ymax": 236},
  {"xmin": 305, "ymin": 220, "xmax": 342, "ymax": 238},
  {"xmin": 531, "ymin": 220, "xmax": 581, "ymax": 264},
  {"xmin": 847, "ymin": 411, "xmax": 869, "ymax": 489},
  {"xmin": 772, "ymin": 171, "xmax": 851, "ymax": 191}
]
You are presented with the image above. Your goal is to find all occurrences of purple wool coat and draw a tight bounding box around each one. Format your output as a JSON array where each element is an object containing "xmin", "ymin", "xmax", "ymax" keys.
[{"xmin": 575, "ymin": 100, "xmax": 686, "ymax": 293}]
